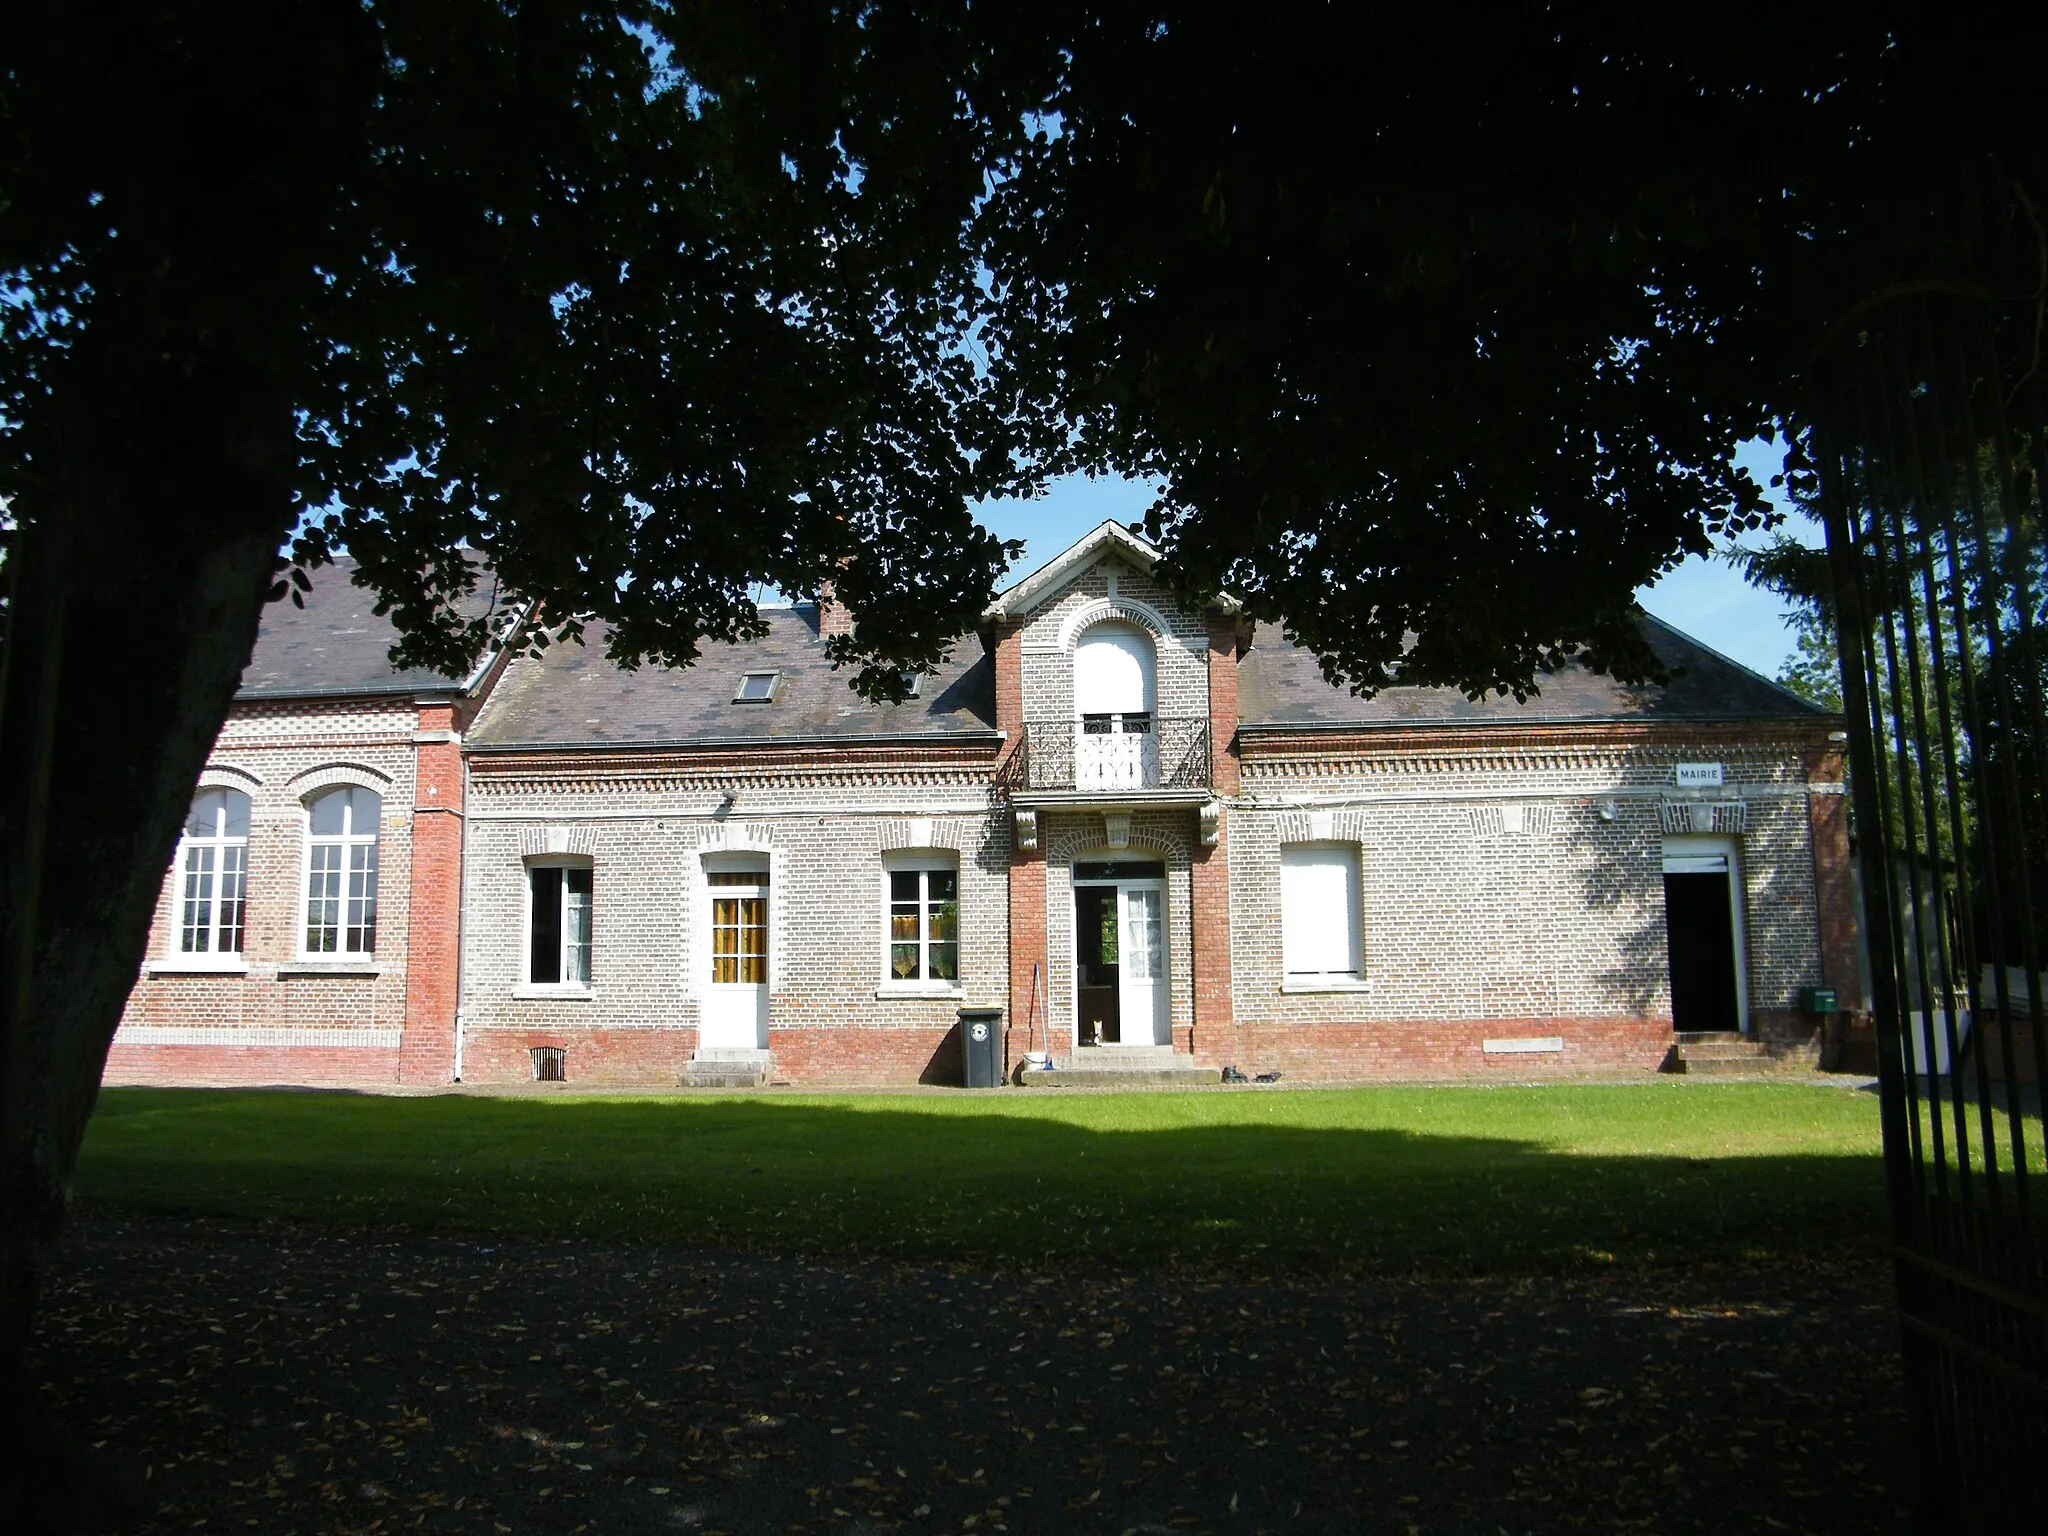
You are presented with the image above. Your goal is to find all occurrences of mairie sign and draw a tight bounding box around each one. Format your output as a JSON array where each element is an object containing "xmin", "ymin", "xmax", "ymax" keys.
[{"xmin": 1675, "ymin": 762, "xmax": 1725, "ymax": 788}]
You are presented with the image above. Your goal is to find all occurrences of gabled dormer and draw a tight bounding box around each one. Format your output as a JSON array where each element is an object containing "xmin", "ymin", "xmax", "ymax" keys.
[{"xmin": 983, "ymin": 522, "xmax": 1241, "ymax": 804}]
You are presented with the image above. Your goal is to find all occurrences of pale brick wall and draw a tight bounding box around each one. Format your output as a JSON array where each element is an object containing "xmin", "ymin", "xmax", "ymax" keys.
[
  {"xmin": 1017, "ymin": 556, "xmax": 1211, "ymax": 727},
  {"xmin": 1227, "ymin": 738, "xmax": 1829, "ymax": 1031},
  {"xmin": 457, "ymin": 751, "xmax": 1008, "ymax": 1083},
  {"xmin": 108, "ymin": 697, "xmax": 424, "ymax": 1083}
]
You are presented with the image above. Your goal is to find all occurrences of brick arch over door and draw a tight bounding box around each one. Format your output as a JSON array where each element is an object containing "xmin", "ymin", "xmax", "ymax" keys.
[{"xmin": 1041, "ymin": 811, "xmax": 1197, "ymax": 1050}]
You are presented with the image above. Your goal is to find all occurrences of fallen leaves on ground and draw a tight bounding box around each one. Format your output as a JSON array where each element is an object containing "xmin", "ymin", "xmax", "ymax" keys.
[{"xmin": 31, "ymin": 1215, "xmax": 1910, "ymax": 1534}]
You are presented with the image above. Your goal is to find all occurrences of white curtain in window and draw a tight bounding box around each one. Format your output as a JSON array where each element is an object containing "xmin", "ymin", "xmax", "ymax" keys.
[{"xmin": 1281, "ymin": 843, "xmax": 1361, "ymax": 976}]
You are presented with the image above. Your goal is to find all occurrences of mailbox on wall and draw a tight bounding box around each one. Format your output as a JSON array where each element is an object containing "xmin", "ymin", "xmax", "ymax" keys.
[{"xmin": 1802, "ymin": 986, "xmax": 1840, "ymax": 1015}]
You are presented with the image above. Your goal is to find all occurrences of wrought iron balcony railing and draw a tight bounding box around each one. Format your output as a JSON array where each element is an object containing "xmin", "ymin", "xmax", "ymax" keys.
[{"xmin": 1016, "ymin": 717, "xmax": 1212, "ymax": 793}]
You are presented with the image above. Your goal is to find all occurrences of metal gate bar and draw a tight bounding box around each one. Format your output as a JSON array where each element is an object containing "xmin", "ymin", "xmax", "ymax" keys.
[{"xmin": 1815, "ymin": 188, "xmax": 2048, "ymax": 1526}]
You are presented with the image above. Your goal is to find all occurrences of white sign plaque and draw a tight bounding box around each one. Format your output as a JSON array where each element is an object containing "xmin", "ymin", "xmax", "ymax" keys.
[{"xmin": 1676, "ymin": 762, "xmax": 1725, "ymax": 788}]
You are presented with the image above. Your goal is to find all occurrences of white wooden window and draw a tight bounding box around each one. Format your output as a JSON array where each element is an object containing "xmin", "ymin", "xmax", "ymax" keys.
[
  {"xmin": 303, "ymin": 786, "xmax": 380, "ymax": 956},
  {"xmin": 176, "ymin": 788, "xmax": 250, "ymax": 955},
  {"xmin": 886, "ymin": 861, "xmax": 959, "ymax": 983},
  {"xmin": 1280, "ymin": 843, "xmax": 1363, "ymax": 979},
  {"xmin": 528, "ymin": 864, "xmax": 593, "ymax": 986}
]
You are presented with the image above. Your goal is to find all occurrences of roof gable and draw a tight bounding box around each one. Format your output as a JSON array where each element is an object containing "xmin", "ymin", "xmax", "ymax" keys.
[
  {"xmin": 236, "ymin": 557, "xmax": 505, "ymax": 702},
  {"xmin": 984, "ymin": 520, "xmax": 1238, "ymax": 622}
]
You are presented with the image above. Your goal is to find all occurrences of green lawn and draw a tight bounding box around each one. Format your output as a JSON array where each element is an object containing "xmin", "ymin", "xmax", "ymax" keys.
[{"xmin": 76, "ymin": 1081, "xmax": 1888, "ymax": 1274}]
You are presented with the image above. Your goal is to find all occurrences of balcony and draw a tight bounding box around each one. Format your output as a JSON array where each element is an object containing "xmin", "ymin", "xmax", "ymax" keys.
[{"xmin": 1013, "ymin": 716, "xmax": 1212, "ymax": 795}]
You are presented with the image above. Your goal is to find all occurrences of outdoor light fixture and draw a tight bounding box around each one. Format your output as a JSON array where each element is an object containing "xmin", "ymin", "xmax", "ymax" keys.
[{"xmin": 1597, "ymin": 800, "xmax": 1618, "ymax": 822}]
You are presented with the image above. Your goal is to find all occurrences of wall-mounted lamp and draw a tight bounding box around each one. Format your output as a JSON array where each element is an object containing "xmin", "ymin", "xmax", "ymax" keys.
[
  {"xmin": 715, "ymin": 786, "xmax": 739, "ymax": 816},
  {"xmin": 1597, "ymin": 800, "xmax": 1618, "ymax": 823},
  {"xmin": 1827, "ymin": 731, "xmax": 1849, "ymax": 743}
]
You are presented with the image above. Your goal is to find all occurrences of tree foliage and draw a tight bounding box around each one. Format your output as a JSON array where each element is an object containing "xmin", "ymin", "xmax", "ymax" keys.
[{"xmin": 973, "ymin": 6, "xmax": 2046, "ymax": 698}]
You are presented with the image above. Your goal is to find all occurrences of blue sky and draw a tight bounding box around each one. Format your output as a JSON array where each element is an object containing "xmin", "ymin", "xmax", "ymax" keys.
[{"xmin": 973, "ymin": 437, "xmax": 1819, "ymax": 682}]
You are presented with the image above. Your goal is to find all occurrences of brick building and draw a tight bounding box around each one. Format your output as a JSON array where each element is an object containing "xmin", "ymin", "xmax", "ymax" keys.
[
  {"xmin": 107, "ymin": 567, "xmax": 514, "ymax": 1086},
  {"xmin": 108, "ymin": 524, "xmax": 1856, "ymax": 1087}
]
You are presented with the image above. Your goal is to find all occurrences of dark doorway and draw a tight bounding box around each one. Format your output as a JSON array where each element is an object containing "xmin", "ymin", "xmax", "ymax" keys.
[
  {"xmin": 1665, "ymin": 870, "xmax": 1739, "ymax": 1033},
  {"xmin": 1074, "ymin": 884, "xmax": 1121, "ymax": 1044}
]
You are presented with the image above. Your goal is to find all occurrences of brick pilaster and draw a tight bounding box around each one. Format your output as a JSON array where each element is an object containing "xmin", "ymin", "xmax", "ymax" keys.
[
  {"xmin": 401, "ymin": 701, "xmax": 464, "ymax": 1083},
  {"xmin": 1006, "ymin": 844, "xmax": 1048, "ymax": 1074},
  {"xmin": 1189, "ymin": 805, "xmax": 1236, "ymax": 1066},
  {"xmin": 1807, "ymin": 745, "xmax": 1862, "ymax": 1003},
  {"xmin": 1206, "ymin": 611, "xmax": 1243, "ymax": 795},
  {"xmin": 993, "ymin": 619, "xmax": 1023, "ymax": 738}
]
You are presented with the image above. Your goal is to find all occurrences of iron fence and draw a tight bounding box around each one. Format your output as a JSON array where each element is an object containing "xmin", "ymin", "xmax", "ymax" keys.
[{"xmin": 1815, "ymin": 232, "xmax": 2048, "ymax": 1527}]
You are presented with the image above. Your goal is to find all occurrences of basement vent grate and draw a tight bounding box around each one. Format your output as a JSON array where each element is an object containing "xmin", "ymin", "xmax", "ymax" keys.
[{"xmin": 530, "ymin": 1046, "xmax": 566, "ymax": 1083}]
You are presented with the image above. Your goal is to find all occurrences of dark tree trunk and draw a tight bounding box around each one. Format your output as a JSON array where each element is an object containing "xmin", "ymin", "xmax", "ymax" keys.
[
  {"xmin": 0, "ymin": 333, "xmax": 300, "ymax": 1534},
  {"xmin": 0, "ymin": 6, "xmax": 375, "ymax": 1525}
]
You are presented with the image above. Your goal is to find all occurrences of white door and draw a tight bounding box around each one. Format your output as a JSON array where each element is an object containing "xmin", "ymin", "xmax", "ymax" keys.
[
  {"xmin": 704, "ymin": 870, "xmax": 770, "ymax": 1049},
  {"xmin": 1117, "ymin": 883, "xmax": 1168, "ymax": 1046}
]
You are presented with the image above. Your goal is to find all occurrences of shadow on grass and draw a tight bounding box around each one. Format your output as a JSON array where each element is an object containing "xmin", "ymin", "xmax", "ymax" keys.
[{"xmin": 76, "ymin": 1087, "xmax": 1890, "ymax": 1275}]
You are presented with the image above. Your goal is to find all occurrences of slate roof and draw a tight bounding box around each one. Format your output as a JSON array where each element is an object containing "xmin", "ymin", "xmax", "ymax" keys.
[
  {"xmin": 465, "ymin": 606, "xmax": 998, "ymax": 751},
  {"xmin": 1236, "ymin": 615, "xmax": 1833, "ymax": 730},
  {"xmin": 236, "ymin": 557, "xmax": 502, "ymax": 701}
]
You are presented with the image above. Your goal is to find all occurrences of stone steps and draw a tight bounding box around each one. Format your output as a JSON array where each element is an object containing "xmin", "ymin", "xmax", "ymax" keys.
[
  {"xmin": 683, "ymin": 1049, "xmax": 771, "ymax": 1088},
  {"xmin": 1666, "ymin": 1033, "xmax": 1819, "ymax": 1076},
  {"xmin": 1020, "ymin": 1046, "xmax": 1220, "ymax": 1088}
]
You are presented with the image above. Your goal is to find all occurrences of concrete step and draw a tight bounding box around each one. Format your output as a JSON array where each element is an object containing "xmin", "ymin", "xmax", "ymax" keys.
[
  {"xmin": 1666, "ymin": 1036, "xmax": 1818, "ymax": 1075},
  {"xmin": 1019, "ymin": 1063, "xmax": 1222, "ymax": 1088},
  {"xmin": 1021, "ymin": 1048, "xmax": 1220, "ymax": 1088},
  {"xmin": 683, "ymin": 1050, "xmax": 770, "ymax": 1088}
]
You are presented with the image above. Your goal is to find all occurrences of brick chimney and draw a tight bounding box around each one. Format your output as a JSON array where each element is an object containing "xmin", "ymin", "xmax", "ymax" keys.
[{"xmin": 817, "ymin": 579, "xmax": 855, "ymax": 639}]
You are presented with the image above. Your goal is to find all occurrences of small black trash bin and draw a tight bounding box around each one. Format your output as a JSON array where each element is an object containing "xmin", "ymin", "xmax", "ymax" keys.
[{"xmin": 959, "ymin": 1007, "xmax": 1003, "ymax": 1088}]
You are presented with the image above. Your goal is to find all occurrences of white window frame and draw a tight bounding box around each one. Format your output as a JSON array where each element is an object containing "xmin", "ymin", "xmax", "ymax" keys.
[
  {"xmin": 299, "ymin": 785, "xmax": 382, "ymax": 960},
  {"xmin": 1279, "ymin": 841, "xmax": 1369, "ymax": 991},
  {"xmin": 170, "ymin": 787, "xmax": 250, "ymax": 962},
  {"xmin": 521, "ymin": 858, "xmax": 595, "ymax": 996},
  {"xmin": 878, "ymin": 855, "xmax": 962, "ymax": 996}
]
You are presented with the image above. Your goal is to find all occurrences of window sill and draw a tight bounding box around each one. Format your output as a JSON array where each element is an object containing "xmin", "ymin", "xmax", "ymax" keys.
[
  {"xmin": 278, "ymin": 959, "xmax": 382, "ymax": 978},
  {"xmin": 514, "ymin": 985, "xmax": 597, "ymax": 1001},
  {"xmin": 1280, "ymin": 977, "xmax": 1372, "ymax": 995},
  {"xmin": 146, "ymin": 957, "xmax": 249, "ymax": 977},
  {"xmin": 875, "ymin": 983, "xmax": 965, "ymax": 1001}
]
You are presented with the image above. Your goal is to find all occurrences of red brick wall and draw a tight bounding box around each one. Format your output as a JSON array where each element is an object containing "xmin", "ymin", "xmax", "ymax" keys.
[
  {"xmin": 461, "ymin": 1026, "xmax": 699, "ymax": 1084},
  {"xmin": 401, "ymin": 703, "xmax": 463, "ymax": 1083},
  {"xmin": 771, "ymin": 1026, "xmax": 963, "ymax": 1085},
  {"xmin": 104, "ymin": 1044, "xmax": 401, "ymax": 1087},
  {"xmin": 455, "ymin": 1025, "xmax": 963, "ymax": 1086},
  {"xmin": 1228, "ymin": 1016, "xmax": 1676, "ymax": 1080}
]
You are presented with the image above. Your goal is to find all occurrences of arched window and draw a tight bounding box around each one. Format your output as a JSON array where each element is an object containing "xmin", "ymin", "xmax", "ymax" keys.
[
  {"xmin": 176, "ymin": 788, "xmax": 250, "ymax": 955},
  {"xmin": 304, "ymin": 785, "xmax": 381, "ymax": 956},
  {"xmin": 1074, "ymin": 622, "xmax": 1158, "ymax": 789}
]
